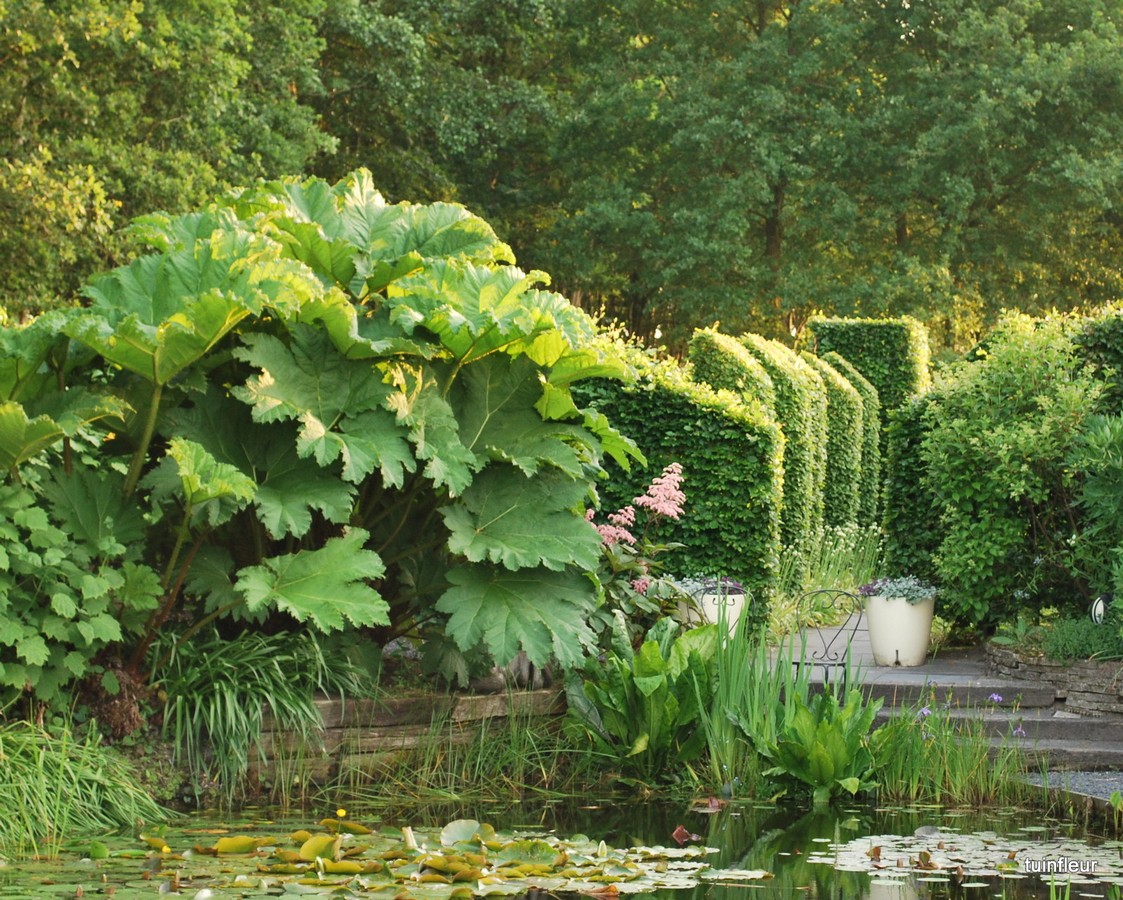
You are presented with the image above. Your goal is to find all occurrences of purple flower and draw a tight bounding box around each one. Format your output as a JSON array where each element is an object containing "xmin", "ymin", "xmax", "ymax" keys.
[
  {"xmin": 1013, "ymin": 724, "xmax": 1027, "ymax": 738},
  {"xmin": 916, "ymin": 706, "xmax": 932, "ymax": 720},
  {"xmin": 988, "ymin": 693, "xmax": 1003, "ymax": 704}
]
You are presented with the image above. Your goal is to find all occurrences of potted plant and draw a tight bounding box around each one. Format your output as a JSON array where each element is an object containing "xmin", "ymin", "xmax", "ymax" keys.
[
  {"xmin": 858, "ymin": 576, "xmax": 937, "ymax": 667},
  {"xmin": 677, "ymin": 576, "xmax": 748, "ymax": 634}
]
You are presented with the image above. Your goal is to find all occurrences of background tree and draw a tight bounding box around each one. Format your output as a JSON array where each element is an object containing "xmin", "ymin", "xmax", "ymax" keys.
[{"xmin": 0, "ymin": 0, "xmax": 332, "ymax": 317}]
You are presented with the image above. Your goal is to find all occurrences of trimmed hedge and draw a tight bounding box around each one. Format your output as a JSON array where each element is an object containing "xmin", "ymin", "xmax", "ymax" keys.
[
  {"xmin": 821, "ymin": 351, "xmax": 881, "ymax": 525},
  {"xmin": 574, "ymin": 353, "xmax": 783, "ymax": 624},
  {"xmin": 688, "ymin": 328, "xmax": 777, "ymax": 412},
  {"xmin": 804, "ymin": 316, "xmax": 931, "ymax": 416},
  {"xmin": 801, "ymin": 353, "xmax": 862, "ymax": 530},
  {"xmin": 881, "ymin": 393, "xmax": 940, "ymax": 584},
  {"xmin": 738, "ymin": 333, "xmax": 827, "ymax": 571}
]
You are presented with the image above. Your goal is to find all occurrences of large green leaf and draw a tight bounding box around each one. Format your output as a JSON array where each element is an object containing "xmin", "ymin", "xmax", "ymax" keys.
[
  {"xmin": 170, "ymin": 387, "xmax": 356, "ymax": 538},
  {"xmin": 388, "ymin": 261, "xmax": 551, "ymax": 363},
  {"xmin": 436, "ymin": 565, "xmax": 598, "ymax": 667},
  {"xmin": 68, "ymin": 287, "xmax": 253, "ymax": 387},
  {"xmin": 0, "ymin": 394, "xmax": 127, "ymax": 474},
  {"xmin": 234, "ymin": 327, "xmax": 414, "ymax": 485},
  {"xmin": 235, "ymin": 528, "xmax": 388, "ymax": 631},
  {"xmin": 166, "ymin": 438, "xmax": 257, "ymax": 526},
  {"xmin": 297, "ymin": 293, "xmax": 435, "ymax": 361},
  {"xmin": 454, "ymin": 357, "xmax": 590, "ymax": 478},
  {"xmin": 441, "ymin": 467, "xmax": 602, "ymax": 572},
  {"xmin": 383, "ymin": 361, "xmax": 478, "ymax": 494},
  {"xmin": 69, "ymin": 224, "xmax": 323, "ymax": 384},
  {"xmin": 348, "ymin": 193, "xmax": 515, "ymax": 293},
  {"xmin": 40, "ymin": 464, "xmax": 145, "ymax": 559},
  {"xmin": 0, "ymin": 312, "xmax": 72, "ymax": 402}
]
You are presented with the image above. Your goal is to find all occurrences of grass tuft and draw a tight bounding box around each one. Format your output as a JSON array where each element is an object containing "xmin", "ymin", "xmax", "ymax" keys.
[
  {"xmin": 150, "ymin": 628, "xmax": 375, "ymax": 805},
  {"xmin": 0, "ymin": 720, "xmax": 167, "ymax": 858}
]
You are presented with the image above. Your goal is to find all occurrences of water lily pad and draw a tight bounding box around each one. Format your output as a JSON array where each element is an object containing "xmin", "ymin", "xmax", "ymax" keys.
[
  {"xmin": 299, "ymin": 833, "xmax": 342, "ymax": 862},
  {"xmin": 441, "ymin": 820, "xmax": 482, "ymax": 847},
  {"xmin": 214, "ymin": 835, "xmax": 263, "ymax": 854}
]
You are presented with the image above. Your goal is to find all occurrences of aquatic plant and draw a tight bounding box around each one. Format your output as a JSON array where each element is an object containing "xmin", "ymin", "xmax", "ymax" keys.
[
  {"xmin": 870, "ymin": 689, "xmax": 1038, "ymax": 806},
  {"xmin": 761, "ymin": 688, "xmax": 882, "ymax": 806},
  {"xmin": 565, "ymin": 617, "xmax": 718, "ymax": 786}
]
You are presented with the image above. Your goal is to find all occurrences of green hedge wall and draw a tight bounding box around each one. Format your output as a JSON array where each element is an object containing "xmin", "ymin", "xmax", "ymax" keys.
[
  {"xmin": 801, "ymin": 353, "xmax": 862, "ymax": 529},
  {"xmin": 881, "ymin": 392, "xmax": 940, "ymax": 585},
  {"xmin": 804, "ymin": 316, "xmax": 931, "ymax": 416},
  {"xmin": 738, "ymin": 333, "xmax": 827, "ymax": 571},
  {"xmin": 574, "ymin": 354, "xmax": 783, "ymax": 624},
  {"xmin": 688, "ymin": 328, "xmax": 777, "ymax": 412},
  {"xmin": 821, "ymin": 351, "xmax": 881, "ymax": 525}
]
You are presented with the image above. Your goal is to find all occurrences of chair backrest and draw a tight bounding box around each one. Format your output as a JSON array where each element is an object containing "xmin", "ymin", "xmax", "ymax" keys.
[{"xmin": 791, "ymin": 588, "xmax": 864, "ymax": 687}]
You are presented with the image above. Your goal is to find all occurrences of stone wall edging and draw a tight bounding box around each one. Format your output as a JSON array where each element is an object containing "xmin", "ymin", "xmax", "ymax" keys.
[{"xmin": 987, "ymin": 644, "xmax": 1123, "ymax": 716}]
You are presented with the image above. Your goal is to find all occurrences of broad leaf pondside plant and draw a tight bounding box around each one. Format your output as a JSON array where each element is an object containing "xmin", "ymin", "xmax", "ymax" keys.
[
  {"xmin": 761, "ymin": 689, "xmax": 882, "ymax": 806},
  {"xmin": 565, "ymin": 618, "xmax": 718, "ymax": 785},
  {"xmin": 0, "ymin": 168, "xmax": 639, "ymax": 705}
]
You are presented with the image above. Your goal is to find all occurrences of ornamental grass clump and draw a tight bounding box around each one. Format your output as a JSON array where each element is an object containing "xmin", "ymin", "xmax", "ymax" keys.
[{"xmin": 859, "ymin": 575, "xmax": 937, "ymax": 605}]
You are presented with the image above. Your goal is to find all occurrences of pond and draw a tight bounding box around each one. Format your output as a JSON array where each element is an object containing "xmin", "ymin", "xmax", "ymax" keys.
[{"xmin": 2, "ymin": 800, "xmax": 1121, "ymax": 899}]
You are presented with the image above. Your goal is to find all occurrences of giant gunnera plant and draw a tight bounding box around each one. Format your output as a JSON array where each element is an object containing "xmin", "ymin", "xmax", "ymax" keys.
[{"xmin": 0, "ymin": 170, "xmax": 640, "ymax": 702}]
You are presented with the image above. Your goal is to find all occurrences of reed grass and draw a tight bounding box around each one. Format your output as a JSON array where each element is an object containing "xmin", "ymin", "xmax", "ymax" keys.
[
  {"xmin": 326, "ymin": 692, "xmax": 602, "ymax": 804},
  {"xmin": 870, "ymin": 690, "xmax": 1041, "ymax": 807},
  {"xmin": 692, "ymin": 600, "xmax": 821, "ymax": 798},
  {"xmin": 0, "ymin": 720, "xmax": 167, "ymax": 858}
]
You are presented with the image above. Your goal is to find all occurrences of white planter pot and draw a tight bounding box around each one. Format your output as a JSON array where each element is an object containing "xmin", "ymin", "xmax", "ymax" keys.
[
  {"xmin": 865, "ymin": 595, "xmax": 935, "ymax": 667},
  {"xmin": 681, "ymin": 591, "xmax": 747, "ymax": 634}
]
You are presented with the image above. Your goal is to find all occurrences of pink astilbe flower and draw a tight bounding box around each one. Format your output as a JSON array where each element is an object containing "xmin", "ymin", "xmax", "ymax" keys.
[
  {"xmin": 631, "ymin": 576, "xmax": 651, "ymax": 594},
  {"xmin": 608, "ymin": 505, "xmax": 636, "ymax": 527},
  {"xmin": 595, "ymin": 523, "xmax": 636, "ymax": 546},
  {"xmin": 634, "ymin": 462, "xmax": 685, "ymax": 519}
]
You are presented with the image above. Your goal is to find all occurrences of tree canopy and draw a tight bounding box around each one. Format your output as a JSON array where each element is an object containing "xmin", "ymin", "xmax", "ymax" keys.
[{"xmin": 3, "ymin": 0, "xmax": 1122, "ymax": 349}]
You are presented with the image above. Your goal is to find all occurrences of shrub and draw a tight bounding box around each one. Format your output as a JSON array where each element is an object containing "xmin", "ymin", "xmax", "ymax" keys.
[
  {"xmin": 738, "ymin": 333, "xmax": 828, "ymax": 580},
  {"xmin": 1041, "ymin": 614, "xmax": 1123, "ymax": 663},
  {"xmin": 1067, "ymin": 413, "xmax": 1123, "ymax": 598},
  {"xmin": 805, "ymin": 315, "xmax": 931, "ymax": 417},
  {"xmin": 1074, "ymin": 305, "xmax": 1123, "ymax": 412},
  {"xmin": 801, "ymin": 353, "xmax": 862, "ymax": 529},
  {"xmin": 821, "ymin": 352, "xmax": 881, "ymax": 525},
  {"xmin": 575, "ymin": 351, "xmax": 783, "ymax": 625},
  {"xmin": 922, "ymin": 314, "xmax": 1102, "ymax": 627},
  {"xmin": 881, "ymin": 393, "xmax": 940, "ymax": 584},
  {"xmin": 688, "ymin": 328, "xmax": 777, "ymax": 412},
  {"xmin": 0, "ymin": 170, "xmax": 638, "ymax": 704}
]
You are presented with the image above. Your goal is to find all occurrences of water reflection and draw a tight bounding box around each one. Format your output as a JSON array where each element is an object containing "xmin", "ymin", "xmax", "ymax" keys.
[
  {"xmin": 435, "ymin": 799, "xmax": 1120, "ymax": 900},
  {"xmin": 0, "ymin": 798, "xmax": 1117, "ymax": 898}
]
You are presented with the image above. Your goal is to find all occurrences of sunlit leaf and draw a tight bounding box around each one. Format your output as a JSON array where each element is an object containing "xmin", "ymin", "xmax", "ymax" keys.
[{"xmin": 236, "ymin": 528, "xmax": 389, "ymax": 631}]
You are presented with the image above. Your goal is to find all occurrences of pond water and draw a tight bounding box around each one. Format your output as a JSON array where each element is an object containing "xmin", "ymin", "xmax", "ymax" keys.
[{"xmin": 2, "ymin": 800, "xmax": 1121, "ymax": 899}]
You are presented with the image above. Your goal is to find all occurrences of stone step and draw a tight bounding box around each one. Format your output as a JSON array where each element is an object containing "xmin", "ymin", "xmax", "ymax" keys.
[
  {"xmin": 998, "ymin": 738, "xmax": 1123, "ymax": 771},
  {"xmin": 857, "ymin": 679, "xmax": 1058, "ymax": 709},
  {"xmin": 874, "ymin": 705, "xmax": 1123, "ymax": 742}
]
